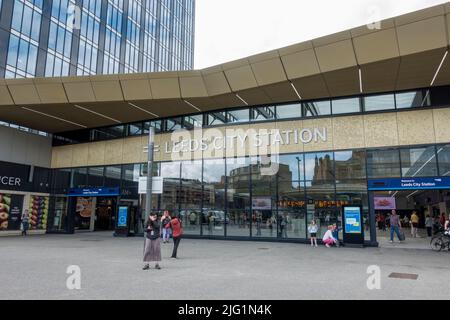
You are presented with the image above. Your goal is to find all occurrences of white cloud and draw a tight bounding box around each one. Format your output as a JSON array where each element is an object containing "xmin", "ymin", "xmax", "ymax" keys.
[{"xmin": 194, "ymin": 0, "xmax": 448, "ymax": 69}]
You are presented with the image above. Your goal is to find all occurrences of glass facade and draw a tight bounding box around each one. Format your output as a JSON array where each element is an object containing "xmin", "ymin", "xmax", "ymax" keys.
[
  {"xmin": 47, "ymin": 143, "xmax": 450, "ymax": 243},
  {"xmin": 0, "ymin": 0, "xmax": 195, "ymax": 78},
  {"xmin": 52, "ymin": 85, "xmax": 450, "ymax": 146}
]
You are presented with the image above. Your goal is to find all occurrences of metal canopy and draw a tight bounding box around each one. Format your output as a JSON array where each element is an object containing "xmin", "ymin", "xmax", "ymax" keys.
[{"xmin": 1, "ymin": 3, "xmax": 450, "ymax": 133}]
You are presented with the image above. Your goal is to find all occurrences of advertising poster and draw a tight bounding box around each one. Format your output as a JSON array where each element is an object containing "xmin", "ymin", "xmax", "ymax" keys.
[
  {"xmin": 8, "ymin": 195, "xmax": 23, "ymax": 230},
  {"xmin": 75, "ymin": 197, "xmax": 94, "ymax": 230},
  {"xmin": 117, "ymin": 206, "xmax": 128, "ymax": 228},
  {"xmin": 344, "ymin": 206, "xmax": 361, "ymax": 234},
  {"xmin": 0, "ymin": 193, "xmax": 11, "ymax": 230},
  {"xmin": 374, "ymin": 197, "xmax": 396, "ymax": 210},
  {"xmin": 29, "ymin": 195, "xmax": 49, "ymax": 230},
  {"xmin": 252, "ymin": 197, "xmax": 272, "ymax": 210}
]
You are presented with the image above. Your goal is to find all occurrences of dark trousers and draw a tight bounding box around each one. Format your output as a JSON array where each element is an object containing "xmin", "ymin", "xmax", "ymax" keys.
[
  {"xmin": 426, "ymin": 227, "xmax": 432, "ymax": 237},
  {"xmin": 171, "ymin": 236, "xmax": 181, "ymax": 258}
]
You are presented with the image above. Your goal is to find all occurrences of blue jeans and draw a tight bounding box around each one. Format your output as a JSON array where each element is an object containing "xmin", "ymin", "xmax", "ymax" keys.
[
  {"xmin": 390, "ymin": 226, "xmax": 401, "ymax": 241},
  {"xmin": 162, "ymin": 228, "xmax": 171, "ymax": 241}
]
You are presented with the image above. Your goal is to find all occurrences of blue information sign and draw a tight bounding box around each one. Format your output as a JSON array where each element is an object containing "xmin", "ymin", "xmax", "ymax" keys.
[
  {"xmin": 368, "ymin": 177, "xmax": 450, "ymax": 191},
  {"xmin": 117, "ymin": 206, "xmax": 128, "ymax": 228},
  {"xmin": 68, "ymin": 187, "xmax": 120, "ymax": 197},
  {"xmin": 343, "ymin": 206, "xmax": 362, "ymax": 234}
]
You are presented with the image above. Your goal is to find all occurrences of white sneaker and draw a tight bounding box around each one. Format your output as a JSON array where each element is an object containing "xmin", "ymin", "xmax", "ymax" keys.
[{"xmin": 389, "ymin": 240, "xmax": 393, "ymax": 243}]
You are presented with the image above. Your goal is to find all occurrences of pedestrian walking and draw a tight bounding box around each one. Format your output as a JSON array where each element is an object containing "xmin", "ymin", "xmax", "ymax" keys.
[
  {"xmin": 410, "ymin": 210, "xmax": 419, "ymax": 238},
  {"xmin": 389, "ymin": 210, "xmax": 403, "ymax": 243},
  {"xmin": 425, "ymin": 214, "xmax": 433, "ymax": 237},
  {"xmin": 161, "ymin": 210, "xmax": 171, "ymax": 243},
  {"xmin": 165, "ymin": 214, "xmax": 183, "ymax": 259},
  {"xmin": 21, "ymin": 209, "xmax": 29, "ymax": 236},
  {"xmin": 143, "ymin": 212, "xmax": 162, "ymax": 270},
  {"xmin": 308, "ymin": 219, "xmax": 318, "ymax": 247}
]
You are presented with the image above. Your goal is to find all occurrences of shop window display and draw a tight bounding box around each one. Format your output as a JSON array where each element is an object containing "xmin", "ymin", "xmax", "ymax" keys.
[{"xmin": 29, "ymin": 195, "xmax": 49, "ymax": 230}]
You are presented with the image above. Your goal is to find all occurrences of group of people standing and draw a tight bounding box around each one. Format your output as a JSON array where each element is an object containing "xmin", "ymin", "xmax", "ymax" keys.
[
  {"xmin": 142, "ymin": 210, "xmax": 183, "ymax": 270},
  {"xmin": 377, "ymin": 209, "xmax": 450, "ymax": 241}
]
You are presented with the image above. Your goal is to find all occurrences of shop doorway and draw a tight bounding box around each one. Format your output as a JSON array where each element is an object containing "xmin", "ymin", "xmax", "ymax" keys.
[
  {"xmin": 73, "ymin": 196, "xmax": 117, "ymax": 232},
  {"xmin": 371, "ymin": 189, "xmax": 450, "ymax": 245}
]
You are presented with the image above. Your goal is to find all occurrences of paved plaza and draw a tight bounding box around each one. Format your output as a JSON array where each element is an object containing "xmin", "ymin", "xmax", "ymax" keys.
[{"xmin": 0, "ymin": 232, "xmax": 449, "ymax": 300}]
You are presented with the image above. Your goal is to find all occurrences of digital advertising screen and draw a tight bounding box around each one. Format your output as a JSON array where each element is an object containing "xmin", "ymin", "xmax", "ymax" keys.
[{"xmin": 343, "ymin": 206, "xmax": 362, "ymax": 234}]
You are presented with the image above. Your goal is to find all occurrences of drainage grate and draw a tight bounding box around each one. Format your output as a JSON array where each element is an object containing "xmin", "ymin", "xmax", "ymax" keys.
[
  {"xmin": 80, "ymin": 239, "xmax": 103, "ymax": 242},
  {"xmin": 258, "ymin": 247, "xmax": 269, "ymax": 250},
  {"xmin": 388, "ymin": 272, "xmax": 418, "ymax": 280}
]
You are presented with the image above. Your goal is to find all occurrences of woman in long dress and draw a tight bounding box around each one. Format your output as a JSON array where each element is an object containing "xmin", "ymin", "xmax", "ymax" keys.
[{"xmin": 143, "ymin": 212, "xmax": 162, "ymax": 270}]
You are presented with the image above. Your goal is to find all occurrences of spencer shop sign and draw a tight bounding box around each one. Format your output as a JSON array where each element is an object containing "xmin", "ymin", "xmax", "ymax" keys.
[
  {"xmin": 144, "ymin": 127, "xmax": 328, "ymax": 154},
  {"xmin": 0, "ymin": 161, "xmax": 30, "ymax": 190},
  {"xmin": 0, "ymin": 176, "xmax": 21, "ymax": 187}
]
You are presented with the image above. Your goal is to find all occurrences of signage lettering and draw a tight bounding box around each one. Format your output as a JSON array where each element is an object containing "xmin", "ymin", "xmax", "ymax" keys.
[
  {"xmin": 145, "ymin": 127, "xmax": 328, "ymax": 154},
  {"xmin": 0, "ymin": 176, "xmax": 21, "ymax": 187}
]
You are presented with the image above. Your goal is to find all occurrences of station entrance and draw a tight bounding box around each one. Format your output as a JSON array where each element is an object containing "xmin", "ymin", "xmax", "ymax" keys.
[{"xmin": 368, "ymin": 178, "xmax": 450, "ymax": 246}]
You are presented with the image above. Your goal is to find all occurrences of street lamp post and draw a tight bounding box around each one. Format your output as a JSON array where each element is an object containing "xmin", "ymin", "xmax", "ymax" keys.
[{"xmin": 144, "ymin": 126, "xmax": 155, "ymax": 223}]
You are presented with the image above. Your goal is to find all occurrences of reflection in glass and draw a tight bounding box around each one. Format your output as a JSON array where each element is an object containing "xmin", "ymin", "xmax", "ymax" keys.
[
  {"xmin": 203, "ymin": 158, "xmax": 226, "ymax": 236},
  {"xmin": 251, "ymin": 161, "xmax": 277, "ymax": 238},
  {"xmin": 364, "ymin": 94, "xmax": 395, "ymax": 112},
  {"xmin": 71, "ymin": 168, "xmax": 87, "ymax": 188},
  {"xmin": 127, "ymin": 123, "xmax": 142, "ymax": 136},
  {"xmin": 332, "ymin": 97, "xmax": 361, "ymax": 114},
  {"xmin": 252, "ymin": 106, "xmax": 276, "ymax": 121},
  {"xmin": 181, "ymin": 161, "xmax": 203, "ymax": 235},
  {"xmin": 305, "ymin": 180, "xmax": 337, "ymax": 238},
  {"xmin": 334, "ymin": 150, "xmax": 366, "ymax": 180},
  {"xmin": 104, "ymin": 165, "xmax": 121, "ymax": 187},
  {"xmin": 160, "ymin": 162, "xmax": 181, "ymax": 213},
  {"xmin": 396, "ymin": 90, "xmax": 430, "ymax": 109},
  {"xmin": 87, "ymin": 166, "xmax": 104, "ymax": 187},
  {"xmin": 227, "ymin": 109, "xmax": 249, "ymax": 123},
  {"xmin": 367, "ymin": 149, "xmax": 401, "ymax": 178},
  {"xmin": 226, "ymin": 157, "xmax": 252, "ymax": 237},
  {"xmin": 278, "ymin": 181, "xmax": 306, "ymax": 239},
  {"xmin": 166, "ymin": 118, "xmax": 182, "ymax": 131},
  {"xmin": 437, "ymin": 145, "xmax": 450, "ymax": 176},
  {"xmin": 400, "ymin": 146, "xmax": 437, "ymax": 177},
  {"xmin": 276, "ymin": 103, "xmax": 301, "ymax": 119},
  {"xmin": 303, "ymin": 100, "xmax": 331, "ymax": 117},
  {"xmin": 278, "ymin": 154, "xmax": 303, "ymax": 181},
  {"xmin": 184, "ymin": 114, "xmax": 203, "ymax": 129},
  {"xmin": 304, "ymin": 152, "xmax": 334, "ymax": 181},
  {"xmin": 143, "ymin": 120, "xmax": 162, "ymax": 134}
]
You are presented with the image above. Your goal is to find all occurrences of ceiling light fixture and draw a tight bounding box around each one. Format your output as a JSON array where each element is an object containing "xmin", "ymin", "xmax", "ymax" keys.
[
  {"xmin": 290, "ymin": 81, "xmax": 302, "ymax": 100},
  {"xmin": 22, "ymin": 107, "xmax": 87, "ymax": 128},
  {"xmin": 183, "ymin": 99, "xmax": 201, "ymax": 112},
  {"xmin": 128, "ymin": 102, "xmax": 159, "ymax": 118},
  {"xmin": 430, "ymin": 50, "xmax": 448, "ymax": 86},
  {"xmin": 358, "ymin": 67, "xmax": 363, "ymax": 93},
  {"xmin": 235, "ymin": 93, "xmax": 248, "ymax": 106},
  {"xmin": 74, "ymin": 104, "xmax": 121, "ymax": 124}
]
